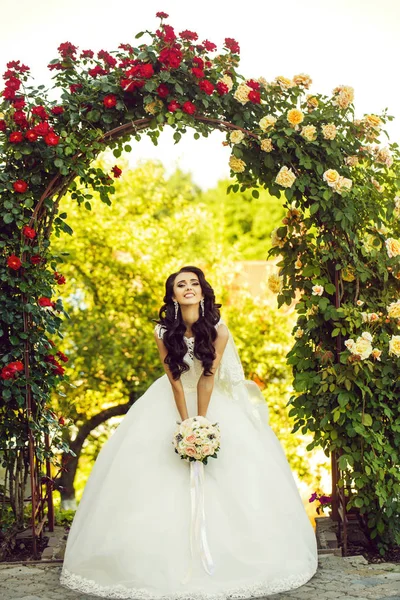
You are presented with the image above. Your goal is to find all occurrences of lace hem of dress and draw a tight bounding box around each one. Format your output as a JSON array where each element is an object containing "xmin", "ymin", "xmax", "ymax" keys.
[{"xmin": 59, "ymin": 563, "xmax": 318, "ymax": 600}]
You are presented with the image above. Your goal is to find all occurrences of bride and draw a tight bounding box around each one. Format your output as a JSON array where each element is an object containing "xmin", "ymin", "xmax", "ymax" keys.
[{"xmin": 60, "ymin": 265, "xmax": 318, "ymax": 599}]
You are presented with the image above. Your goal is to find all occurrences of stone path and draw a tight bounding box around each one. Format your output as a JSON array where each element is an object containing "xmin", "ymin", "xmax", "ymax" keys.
[{"xmin": 0, "ymin": 555, "xmax": 399, "ymax": 600}]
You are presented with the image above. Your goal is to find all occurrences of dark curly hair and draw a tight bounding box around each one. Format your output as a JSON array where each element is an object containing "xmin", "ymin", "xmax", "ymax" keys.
[{"xmin": 153, "ymin": 265, "xmax": 222, "ymax": 380}]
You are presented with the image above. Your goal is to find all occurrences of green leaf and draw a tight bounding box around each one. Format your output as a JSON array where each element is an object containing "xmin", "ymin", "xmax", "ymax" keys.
[
  {"xmin": 252, "ymin": 190, "xmax": 259, "ymax": 199},
  {"xmin": 362, "ymin": 413, "xmax": 373, "ymax": 426},
  {"xmin": 135, "ymin": 31, "xmax": 145, "ymax": 39}
]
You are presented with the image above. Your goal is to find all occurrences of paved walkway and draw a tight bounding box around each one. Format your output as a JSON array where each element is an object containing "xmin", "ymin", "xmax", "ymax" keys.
[{"xmin": 0, "ymin": 555, "xmax": 399, "ymax": 600}]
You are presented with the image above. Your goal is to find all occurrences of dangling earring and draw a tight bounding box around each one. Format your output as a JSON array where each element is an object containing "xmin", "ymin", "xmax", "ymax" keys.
[
  {"xmin": 173, "ymin": 300, "xmax": 179, "ymax": 320},
  {"xmin": 200, "ymin": 298, "xmax": 205, "ymax": 317}
]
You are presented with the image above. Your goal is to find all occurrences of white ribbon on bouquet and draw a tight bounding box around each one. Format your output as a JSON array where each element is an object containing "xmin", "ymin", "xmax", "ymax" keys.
[{"xmin": 181, "ymin": 459, "xmax": 215, "ymax": 584}]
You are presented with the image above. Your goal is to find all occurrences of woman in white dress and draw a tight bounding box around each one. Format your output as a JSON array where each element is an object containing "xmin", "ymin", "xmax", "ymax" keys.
[{"xmin": 60, "ymin": 265, "xmax": 318, "ymax": 599}]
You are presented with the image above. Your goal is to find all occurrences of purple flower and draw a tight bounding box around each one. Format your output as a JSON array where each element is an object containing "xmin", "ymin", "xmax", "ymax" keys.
[
  {"xmin": 308, "ymin": 492, "xmax": 318, "ymax": 503},
  {"xmin": 319, "ymin": 495, "xmax": 332, "ymax": 505}
]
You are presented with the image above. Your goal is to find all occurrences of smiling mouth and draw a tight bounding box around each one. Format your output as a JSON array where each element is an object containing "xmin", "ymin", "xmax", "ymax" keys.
[{"xmin": 184, "ymin": 293, "xmax": 195, "ymax": 298}]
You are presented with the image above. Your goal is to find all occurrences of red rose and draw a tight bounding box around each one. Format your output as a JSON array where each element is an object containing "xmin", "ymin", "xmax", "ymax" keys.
[
  {"xmin": 156, "ymin": 24, "xmax": 176, "ymax": 43},
  {"xmin": 203, "ymin": 40, "xmax": 217, "ymax": 52},
  {"xmin": 224, "ymin": 38, "xmax": 240, "ymax": 54},
  {"xmin": 69, "ymin": 83, "xmax": 82, "ymax": 94},
  {"xmin": 156, "ymin": 11, "xmax": 169, "ymax": 18},
  {"xmin": 58, "ymin": 415, "xmax": 66, "ymax": 423},
  {"xmin": 22, "ymin": 225, "xmax": 36, "ymax": 239},
  {"xmin": 167, "ymin": 100, "xmax": 180, "ymax": 112},
  {"xmin": 7, "ymin": 255, "xmax": 22, "ymax": 270},
  {"xmin": 199, "ymin": 79, "xmax": 214, "ymax": 95},
  {"xmin": 25, "ymin": 129, "xmax": 39, "ymax": 142},
  {"xmin": 13, "ymin": 98, "xmax": 26, "ymax": 109},
  {"xmin": 9, "ymin": 131, "xmax": 24, "ymax": 143},
  {"xmin": 1, "ymin": 367, "xmax": 14, "ymax": 380},
  {"xmin": 157, "ymin": 84, "xmax": 169, "ymax": 98},
  {"xmin": 89, "ymin": 65, "xmax": 108, "ymax": 78},
  {"xmin": 191, "ymin": 67, "xmax": 204, "ymax": 79},
  {"xmin": 30, "ymin": 254, "xmax": 42, "ymax": 264},
  {"xmin": 2, "ymin": 88, "xmax": 16, "ymax": 100},
  {"xmin": 182, "ymin": 101, "xmax": 196, "ymax": 115},
  {"xmin": 13, "ymin": 180, "xmax": 28, "ymax": 193},
  {"xmin": 5, "ymin": 76, "xmax": 21, "ymax": 91},
  {"xmin": 58, "ymin": 41, "xmax": 78, "ymax": 60},
  {"xmin": 248, "ymin": 90, "xmax": 261, "ymax": 104},
  {"xmin": 44, "ymin": 132, "xmax": 60, "ymax": 146},
  {"xmin": 0, "ymin": 120, "xmax": 6, "ymax": 132},
  {"xmin": 216, "ymin": 82, "xmax": 229, "ymax": 95},
  {"xmin": 103, "ymin": 94, "xmax": 117, "ymax": 108},
  {"xmin": 180, "ymin": 30, "xmax": 198, "ymax": 41},
  {"xmin": 80, "ymin": 49, "xmax": 94, "ymax": 59},
  {"xmin": 158, "ymin": 46, "xmax": 182, "ymax": 69},
  {"xmin": 51, "ymin": 105, "xmax": 64, "ymax": 115},
  {"xmin": 111, "ymin": 165, "xmax": 122, "ymax": 178},
  {"xmin": 57, "ymin": 350, "xmax": 69, "ymax": 363},
  {"xmin": 33, "ymin": 122, "xmax": 50, "ymax": 136},
  {"xmin": 8, "ymin": 361, "xmax": 24, "ymax": 372},
  {"xmin": 141, "ymin": 63, "xmax": 154, "ymax": 78},
  {"xmin": 55, "ymin": 274, "xmax": 66, "ymax": 284},
  {"xmin": 247, "ymin": 79, "xmax": 260, "ymax": 91},
  {"xmin": 98, "ymin": 50, "xmax": 117, "ymax": 68},
  {"xmin": 38, "ymin": 297, "xmax": 54, "ymax": 307},
  {"xmin": 192, "ymin": 57, "xmax": 204, "ymax": 68},
  {"xmin": 32, "ymin": 106, "xmax": 49, "ymax": 120},
  {"xmin": 13, "ymin": 111, "xmax": 28, "ymax": 127}
]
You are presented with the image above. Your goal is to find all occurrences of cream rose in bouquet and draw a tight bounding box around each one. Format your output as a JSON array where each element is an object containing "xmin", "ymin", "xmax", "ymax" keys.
[{"xmin": 173, "ymin": 416, "xmax": 221, "ymax": 465}]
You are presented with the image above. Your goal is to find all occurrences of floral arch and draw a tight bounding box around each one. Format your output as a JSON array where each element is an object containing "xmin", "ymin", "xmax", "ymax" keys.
[{"xmin": 1, "ymin": 11, "xmax": 399, "ymax": 556}]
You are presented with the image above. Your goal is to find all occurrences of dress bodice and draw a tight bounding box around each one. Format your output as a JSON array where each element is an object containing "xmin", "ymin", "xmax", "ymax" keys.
[{"xmin": 154, "ymin": 321, "xmax": 223, "ymax": 392}]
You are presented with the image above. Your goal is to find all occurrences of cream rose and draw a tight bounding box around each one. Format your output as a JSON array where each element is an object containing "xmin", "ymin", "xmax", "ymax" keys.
[
  {"xmin": 275, "ymin": 166, "xmax": 296, "ymax": 188},
  {"xmin": 229, "ymin": 155, "xmax": 246, "ymax": 173},
  {"xmin": 332, "ymin": 85, "xmax": 354, "ymax": 109},
  {"xmin": 387, "ymin": 300, "xmax": 400, "ymax": 319},
  {"xmin": 293, "ymin": 73, "xmax": 312, "ymax": 88},
  {"xmin": 294, "ymin": 328, "xmax": 304, "ymax": 339},
  {"xmin": 345, "ymin": 155, "xmax": 359, "ymax": 167},
  {"xmin": 312, "ymin": 285, "xmax": 324, "ymax": 296},
  {"xmin": 287, "ymin": 108, "xmax": 304, "ymax": 126},
  {"xmin": 268, "ymin": 273, "xmax": 283, "ymax": 293},
  {"xmin": 363, "ymin": 114, "xmax": 382, "ymax": 130},
  {"xmin": 301, "ymin": 125, "xmax": 317, "ymax": 142},
  {"xmin": 371, "ymin": 348, "xmax": 382, "ymax": 361},
  {"xmin": 260, "ymin": 138, "xmax": 274, "ymax": 152},
  {"xmin": 275, "ymin": 76, "xmax": 293, "ymax": 90},
  {"xmin": 230, "ymin": 130, "xmax": 245, "ymax": 144},
  {"xmin": 374, "ymin": 146, "xmax": 393, "ymax": 167},
  {"xmin": 218, "ymin": 74, "xmax": 233, "ymax": 91},
  {"xmin": 389, "ymin": 335, "xmax": 400, "ymax": 357},
  {"xmin": 323, "ymin": 169, "xmax": 340, "ymax": 187},
  {"xmin": 353, "ymin": 337, "xmax": 373, "ymax": 360},
  {"xmin": 259, "ymin": 114, "xmax": 277, "ymax": 132},
  {"xmin": 334, "ymin": 176, "xmax": 352, "ymax": 195},
  {"xmin": 234, "ymin": 83, "xmax": 251, "ymax": 105},
  {"xmin": 386, "ymin": 238, "xmax": 400, "ymax": 258},
  {"xmin": 271, "ymin": 227, "xmax": 285, "ymax": 248},
  {"xmin": 322, "ymin": 123, "xmax": 337, "ymax": 140}
]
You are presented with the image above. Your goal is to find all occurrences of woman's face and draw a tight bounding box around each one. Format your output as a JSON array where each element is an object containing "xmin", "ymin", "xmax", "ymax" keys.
[{"xmin": 172, "ymin": 271, "xmax": 204, "ymax": 306}]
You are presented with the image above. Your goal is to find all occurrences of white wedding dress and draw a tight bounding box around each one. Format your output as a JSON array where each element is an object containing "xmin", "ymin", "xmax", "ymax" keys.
[{"xmin": 60, "ymin": 318, "xmax": 318, "ymax": 599}]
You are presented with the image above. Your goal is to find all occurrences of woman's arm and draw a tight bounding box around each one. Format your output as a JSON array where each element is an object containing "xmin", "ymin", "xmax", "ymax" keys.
[
  {"xmin": 154, "ymin": 330, "xmax": 189, "ymax": 421},
  {"xmin": 197, "ymin": 324, "xmax": 229, "ymax": 417}
]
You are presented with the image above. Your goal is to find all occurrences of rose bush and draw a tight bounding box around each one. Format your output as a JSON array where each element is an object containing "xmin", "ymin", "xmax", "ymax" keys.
[{"xmin": 0, "ymin": 12, "xmax": 399, "ymax": 552}]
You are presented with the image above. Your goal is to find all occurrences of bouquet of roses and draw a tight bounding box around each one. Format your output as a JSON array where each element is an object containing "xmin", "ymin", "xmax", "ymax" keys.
[{"xmin": 173, "ymin": 416, "xmax": 221, "ymax": 465}]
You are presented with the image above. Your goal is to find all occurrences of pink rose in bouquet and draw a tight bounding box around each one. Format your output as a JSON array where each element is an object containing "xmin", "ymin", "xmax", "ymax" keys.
[{"xmin": 173, "ymin": 416, "xmax": 220, "ymax": 465}]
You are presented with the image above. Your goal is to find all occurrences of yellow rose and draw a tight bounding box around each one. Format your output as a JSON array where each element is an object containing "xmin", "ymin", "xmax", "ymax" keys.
[
  {"xmin": 332, "ymin": 86, "xmax": 354, "ymax": 109},
  {"xmin": 229, "ymin": 155, "xmax": 246, "ymax": 173},
  {"xmin": 287, "ymin": 109, "xmax": 304, "ymax": 126},
  {"xmin": 387, "ymin": 300, "xmax": 400, "ymax": 319},
  {"xmin": 275, "ymin": 166, "xmax": 296, "ymax": 188},
  {"xmin": 219, "ymin": 74, "xmax": 233, "ymax": 91},
  {"xmin": 260, "ymin": 138, "xmax": 273, "ymax": 152},
  {"xmin": 389, "ymin": 335, "xmax": 400, "ymax": 357},
  {"xmin": 342, "ymin": 267, "xmax": 356, "ymax": 282},
  {"xmin": 323, "ymin": 169, "xmax": 340, "ymax": 187},
  {"xmin": 301, "ymin": 125, "xmax": 317, "ymax": 142},
  {"xmin": 322, "ymin": 123, "xmax": 337, "ymax": 140},
  {"xmin": 230, "ymin": 130, "xmax": 245, "ymax": 144},
  {"xmin": 259, "ymin": 114, "xmax": 277, "ymax": 132},
  {"xmin": 363, "ymin": 114, "xmax": 382, "ymax": 129},
  {"xmin": 306, "ymin": 95, "xmax": 319, "ymax": 110},
  {"xmin": 371, "ymin": 348, "xmax": 382, "ymax": 361},
  {"xmin": 144, "ymin": 98, "xmax": 163, "ymax": 115},
  {"xmin": 275, "ymin": 76, "xmax": 293, "ymax": 90},
  {"xmin": 293, "ymin": 73, "xmax": 312, "ymax": 88},
  {"xmin": 295, "ymin": 257, "xmax": 302, "ymax": 269},
  {"xmin": 234, "ymin": 83, "xmax": 251, "ymax": 105},
  {"xmin": 268, "ymin": 273, "xmax": 283, "ymax": 293},
  {"xmin": 386, "ymin": 238, "xmax": 400, "ymax": 258},
  {"xmin": 294, "ymin": 328, "xmax": 304, "ymax": 339}
]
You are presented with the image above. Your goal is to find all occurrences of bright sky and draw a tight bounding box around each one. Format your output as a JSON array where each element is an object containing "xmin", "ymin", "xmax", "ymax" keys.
[{"xmin": 1, "ymin": 0, "xmax": 399, "ymax": 189}]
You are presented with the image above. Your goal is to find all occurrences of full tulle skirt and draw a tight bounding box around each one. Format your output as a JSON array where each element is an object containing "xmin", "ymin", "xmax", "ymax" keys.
[{"xmin": 60, "ymin": 374, "xmax": 318, "ymax": 599}]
